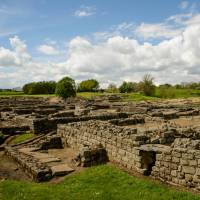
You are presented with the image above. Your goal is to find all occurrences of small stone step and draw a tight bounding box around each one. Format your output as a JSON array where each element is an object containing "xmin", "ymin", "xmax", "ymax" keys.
[{"xmin": 51, "ymin": 164, "xmax": 74, "ymax": 176}]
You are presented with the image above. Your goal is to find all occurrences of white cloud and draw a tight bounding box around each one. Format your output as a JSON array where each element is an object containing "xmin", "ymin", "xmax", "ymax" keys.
[
  {"xmin": 37, "ymin": 44, "xmax": 59, "ymax": 55},
  {"xmin": 0, "ymin": 47, "xmax": 19, "ymax": 67},
  {"xmin": 180, "ymin": 1, "xmax": 189, "ymax": 10},
  {"xmin": 93, "ymin": 22, "xmax": 136, "ymax": 42},
  {"xmin": 63, "ymin": 25, "xmax": 200, "ymax": 85},
  {"xmin": 135, "ymin": 23, "xmax": 183, "ymax": 39},
  {"xmin": 134, "ymin": 12, "xmax": 200, "ymax": 40},
  {"xmin": 1, "ymin": 11, "xmax": 200, "ymax": 88},
  {"xmin": 74, "ymin": 6, "xmax": 96, "ymax": 17}
]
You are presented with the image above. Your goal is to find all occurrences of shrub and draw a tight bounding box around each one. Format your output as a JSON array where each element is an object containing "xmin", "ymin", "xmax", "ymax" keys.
[
  {"xmin": 139, "ymin": 74, "xmax": 155, "ymax": 96},
  {"xmin": 55, "ymin": 76, "xmax": 76, "ymax": 100}
]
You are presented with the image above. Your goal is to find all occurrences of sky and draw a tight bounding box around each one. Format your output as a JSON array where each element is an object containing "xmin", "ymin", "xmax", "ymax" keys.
[{"xmin": 0, "ymin": 0, "xmax": 200, "ymax": 88}]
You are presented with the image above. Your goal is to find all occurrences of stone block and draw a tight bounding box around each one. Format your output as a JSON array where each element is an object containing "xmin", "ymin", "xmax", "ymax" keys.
[
  {"xmin": 171, "ymin": 170, "xmax": 177, "ymax": 177},
  {"xmin": 182, "ymin": 166, "xmax": 196, "ymax": 175},
  {"xmin": 180, "ymin": 159, "xmax": 188, "ymax": 166},
  {"xmin": 51, "ymin": 164, "xmax": 74, "ymax": 176},
  {"xmin": 189, "ymin": 160, "xmax": 197, "ymax": 166},
  {"xmin": 172, "ymin": 157, "xmax": 180, "ymax": 163}
]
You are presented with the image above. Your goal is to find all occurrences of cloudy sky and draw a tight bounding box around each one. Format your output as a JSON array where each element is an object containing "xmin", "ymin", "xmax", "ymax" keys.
[{"xmin": 0, "ymin": 0, "xmax": 200, "ymax": 88}]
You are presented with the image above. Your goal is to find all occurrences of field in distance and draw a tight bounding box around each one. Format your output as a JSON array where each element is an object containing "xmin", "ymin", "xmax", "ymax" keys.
[{"xmin": 0, "ymin": 88, "xmax": 200, "ymax": 101}]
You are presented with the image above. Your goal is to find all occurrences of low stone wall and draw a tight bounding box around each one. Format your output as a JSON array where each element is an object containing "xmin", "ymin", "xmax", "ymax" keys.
[
  {"xmin": 32, "ymin": 113, "xmax": 130, "ymax": 134},
  {"xmin": 57, "ymin": 120, "xmax": 200, "ymax": 190},
  {"xmin": 152, "ymin": 139, "xmax": 200, "ymax": 188},
  {"xmin": 5, "ymin": 147, "xmax": 52, "ymax": 182},
  {"xmin": 0, "ymin": 125, "xmax": 30, "ymax": 135},
  {"xmin": 58, "ymin": 120, "xmax": 149, "ymax": 172}
]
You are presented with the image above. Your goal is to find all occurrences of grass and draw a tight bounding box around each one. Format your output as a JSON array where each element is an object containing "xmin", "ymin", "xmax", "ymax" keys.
[
  {"xmin": 77, "ymin": 92, "xmax": 105, "ymax": 99},
  {"xmin": 155, "ymin": 88, "xmax": 200, "ymax": 99},
  {"xmin": 11, "ymin": 132, "xmax": 34, "ymax": 145},
  {"xmin": 0, "ymin": 89, "xmax": 200, "ymax": 100},
  {"xmin": 0, "ymin": 91, "xmax": 24, "ymax": 96},
  {"xmin": 0, "ymin": 91, "xmax": 55, "ymax": 97},
  {"xmin": 77, "ymin": 92, "xmax": 159, "ymax": 101},
  {"xmin": 0, "ymin": 165, "xmax": 199, "ymax": 200},
  {"xmin": 123, "ymin": 93, "xmax": 159, "ymax": 101}
]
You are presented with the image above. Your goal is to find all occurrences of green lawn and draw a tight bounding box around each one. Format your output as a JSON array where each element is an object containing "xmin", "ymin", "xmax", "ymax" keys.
[
  {"xmin": 11, "ymin": 133, "xmax": 34, "ymax": 145},
  {"xmin": 0, "ymin": 165, "xmax": 199, "ymax": 200}
]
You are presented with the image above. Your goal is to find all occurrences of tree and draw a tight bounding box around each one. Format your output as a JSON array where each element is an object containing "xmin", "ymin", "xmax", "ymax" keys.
[
  {"xmin": 55, "ymin": 76, "xmax": 76, "ymax": 100},
  {"xmin": 119, "ymin": 81, "xmax": 137, "ymax": 93},
  {"xmin": 107, "ymin": 83, "xmax": 118, "ymax": 93},
  {"xmin": 78, "ymin": 79, "xmax": 99, "ymax": 92},
  {"xmin": 139, "ymin": 74, "xmax": 155, "ymax": 96},
  {"xmin": 22, "ymin": 81, "xmax": 56, "ymax": 94}
]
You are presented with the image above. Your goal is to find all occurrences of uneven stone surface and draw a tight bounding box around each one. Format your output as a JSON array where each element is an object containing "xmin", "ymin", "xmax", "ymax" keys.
[{"xmin": 2, "ymin": 96, "xmax": 200, "ymax": 190}]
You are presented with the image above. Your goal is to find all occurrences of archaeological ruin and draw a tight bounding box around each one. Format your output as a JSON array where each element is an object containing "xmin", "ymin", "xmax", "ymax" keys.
[{"xmin": 1, "ymin": 95, "xmax": 200, "ymax": 190}]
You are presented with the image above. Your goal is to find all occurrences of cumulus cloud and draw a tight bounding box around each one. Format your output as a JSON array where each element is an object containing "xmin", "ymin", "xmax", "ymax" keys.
[
  {"xmin": 0, "ymin": 36, "xmax": 31, "ymax": 67},
  {"xmin": 37, "ymin": 44, "xmax": 59, "ymax": 55},
  {"xmin": 0, "ymin": 47, "xmax": 19, "ymax": 67},
  {"xmin": 1, "ymin": 12, "xmax": 200, "ymax": 88},
  {"xmin": 74, "ymin": 6, "xmax": 96, "ymax": 17}
]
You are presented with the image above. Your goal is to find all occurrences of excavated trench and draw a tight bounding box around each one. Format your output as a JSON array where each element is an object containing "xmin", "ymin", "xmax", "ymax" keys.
[{"xmin": 0, "ymin": 151, "xmax": 31, "ymax": 181}]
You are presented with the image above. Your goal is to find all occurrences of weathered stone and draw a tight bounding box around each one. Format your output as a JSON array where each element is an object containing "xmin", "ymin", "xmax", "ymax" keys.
[
  {"xmin": 51, "ymin": 164, "xmax": 74, "ymax": 176},
  {"xmin": 182, "ymin": 166, "xmax": 196, "ymax": 175}
]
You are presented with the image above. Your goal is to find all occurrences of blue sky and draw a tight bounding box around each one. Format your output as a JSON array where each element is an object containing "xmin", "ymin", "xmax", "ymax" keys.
[
  {"xmin": 0, "ymin": 0, "xmax": 200, "ymax": 88},
  {"xmin": 0, "ymin": 0, "xmax": 190, "ymax": 46}
]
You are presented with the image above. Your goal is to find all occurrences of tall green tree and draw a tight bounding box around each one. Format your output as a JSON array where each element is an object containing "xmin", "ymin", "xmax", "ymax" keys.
[
  {"xmin": 55, "ymin": 76, "xmax": 76, "ymax": 100},
  {"xmin": 78, "ymin": 79, "xmax": 99, "ymax": 92}
]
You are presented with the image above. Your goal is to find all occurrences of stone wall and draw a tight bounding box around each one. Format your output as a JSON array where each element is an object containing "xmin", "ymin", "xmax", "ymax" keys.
[
  {"xmin": 57, "ymin": 120, "xmax": 149, "ymax": 173},
  {"xmin": 57, "ymin": 120, "xmax": 200, "ymax": 190},
  {"xmin": 152, "ymin": 138, "xmax": 200, "ymax": 189},
  {"xmin": 32, "ymin": 112, "xmax": 130, "ymax": 134},
  {"xmin": 5, "ymin": 146, "xmax": 52, "ymax": 182}
]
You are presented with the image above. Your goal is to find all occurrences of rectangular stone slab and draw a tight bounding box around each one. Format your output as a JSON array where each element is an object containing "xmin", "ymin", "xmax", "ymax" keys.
[
  {"xmin": 40, "ymin": 157, "xmax": 61, "ymax": 163},
  {"xmin": 51, "ymin": 164, "xmax": 74, "ymax": 176}
]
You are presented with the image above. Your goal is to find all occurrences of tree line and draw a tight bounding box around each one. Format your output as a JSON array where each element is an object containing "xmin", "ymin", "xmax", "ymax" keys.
[
  {"xmin": 22, "ymin": 74, "xmax": 156, "ymax": 99},
  {"xmin": 22, "ymin": 74, "xmax": 200, "ymax": 100},
  {"xmin": 22, "ymin": 78, "xmax": 100, "ymax": 96}
]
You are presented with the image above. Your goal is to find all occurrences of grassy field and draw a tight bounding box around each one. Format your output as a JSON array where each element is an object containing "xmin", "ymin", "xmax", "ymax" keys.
[
  {"xmin": 10, "ymin": 133, "xmax": 34, "ymax": 145},
  {"xmin": 0, "ymin": 88, "xmax": 200, "ymax": 101},
  {"xmin": 155, "ymin": 88, "xmax": 200, "ymax": 99},
  {"xmin": 77, "ymin": 92, "xmax": 105, "ymax": 99},
  {"xmin": 0, "ymin": 165, "xmax": 199, "ymax": 200},
  {"xmin": 0, "ymin": 91, "xmax": 54, "ymax": 97}
]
